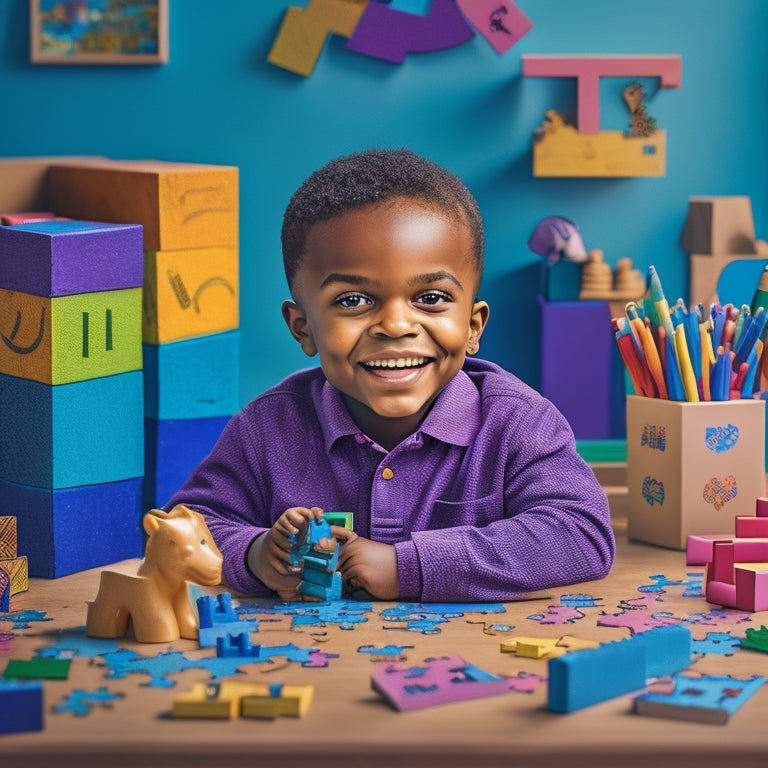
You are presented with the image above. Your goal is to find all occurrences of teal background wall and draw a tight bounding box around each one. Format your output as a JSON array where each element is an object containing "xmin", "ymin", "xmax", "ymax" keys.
[{"xmin": 1, "ymin": 1, "xmax": 767, "ymax": 407}]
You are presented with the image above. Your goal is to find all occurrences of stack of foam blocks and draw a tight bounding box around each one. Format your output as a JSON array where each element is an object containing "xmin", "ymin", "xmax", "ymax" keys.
[
  {"xmin": 46, "ymin": 160, "xmax": 240, "ymax": 511},
  {"xmin": 0, "ymin": 219, "xmax": 145, "ymax": 577}
]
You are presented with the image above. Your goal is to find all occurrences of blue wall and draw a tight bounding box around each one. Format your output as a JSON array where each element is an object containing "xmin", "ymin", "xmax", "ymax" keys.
[{"xmin": 2, "ymin": 0, "xmax": 767, "ymax": 406}]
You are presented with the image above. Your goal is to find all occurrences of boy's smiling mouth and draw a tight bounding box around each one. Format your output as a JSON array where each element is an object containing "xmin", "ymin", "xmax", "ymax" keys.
[{"xmin": 361, "ymin": 356, "xmax": 428, "ymax": 369}]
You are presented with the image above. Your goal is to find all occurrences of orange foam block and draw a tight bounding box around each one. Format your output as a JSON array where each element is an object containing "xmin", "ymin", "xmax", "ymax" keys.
[{"xmin": 47, "ymin": 160, "xmax": 238, "ymax": 251}]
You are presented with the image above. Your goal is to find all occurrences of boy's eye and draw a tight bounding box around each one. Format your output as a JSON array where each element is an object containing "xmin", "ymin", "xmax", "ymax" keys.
[
  {"xmin": 335, "ymin": 293, "xmax": 372, "ymax": 309},
  {"xmin": 417, "ymin": 290, "xmax": 451, "ymax": 306}
]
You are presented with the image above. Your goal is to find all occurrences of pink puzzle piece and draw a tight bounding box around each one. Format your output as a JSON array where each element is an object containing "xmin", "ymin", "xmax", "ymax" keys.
[
  {"xmin": 456, "ymin": 0, "xmax": 532, "ymax": 54},
  {"xmin": 371, "ymin": 655, "xmax": 513, "ymax": 711},
  {"xmin": 526, "ymin": 605, "xmax": 585, "ymax": 625}
]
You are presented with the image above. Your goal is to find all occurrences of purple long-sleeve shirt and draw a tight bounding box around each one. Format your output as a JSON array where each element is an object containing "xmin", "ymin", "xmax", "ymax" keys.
[{"xmin": 166, "ymin": 358, "xmax": 615, "ymax": 601}]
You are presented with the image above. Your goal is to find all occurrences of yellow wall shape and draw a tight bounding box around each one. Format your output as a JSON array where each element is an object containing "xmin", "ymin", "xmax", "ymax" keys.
[{"xmin": 143, "ymin": 247, "xmax": 239, "ymax": 344}]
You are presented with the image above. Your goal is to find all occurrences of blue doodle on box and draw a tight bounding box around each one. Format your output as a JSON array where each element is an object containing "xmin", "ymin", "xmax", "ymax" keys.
[
  {"xmin": 705, "ymin": 423, "xmax": 739, "ymax": 453},
  {"xmin": 642, "ymin": 476, "xmax": 664, "ymax": 506},
  {"xmin": 641, "ymin": 424, "xmax": 666, "ymax": 451}
]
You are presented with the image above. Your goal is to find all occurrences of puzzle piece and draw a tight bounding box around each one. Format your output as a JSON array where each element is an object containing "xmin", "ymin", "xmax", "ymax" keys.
[
  {"xmin": 0, "ymin": 609, "xmax": 52, "ymax": 629},
  {"xmin": 358, "ymin": 644, "xmax": 414, "ymax": 660},
  {"xmin": 526, "ymin": 605, "xmax": 586, "ymax": 625},
  {"xmin": 500, "ymin": 636, "xmax": 565, "ymax": 660},
  {"xmin": 634, "ymin": 671, "xmax": 765, "ymax": 724},
  {"xmin": 215, "ymin": 634, "xmax": 336, "ymax": 667},
  {"xmin": 559, "ymin": 593, "xmax": 603, "ymax": 608},
  {"xmin": 240, "ymin": 598, "xmax": 372, "ymax": 630},
  {"xmin": 53, "ymin": 687, "xmax": 124, "ymax": 716},
  {"xmin": 4, "ymin": 658, "xmax": 71, "ymax": 680},
  {"xmin": 691, "ymin": 631, "xmax": 742, "ymax": 656},
  {"xmin": 34, "ymin": 626, "xmax": 121, "ymax": 659},
  {"xmin": 371, "ymin": 655, "xmax": 514, "ymax": 711},
  {"xmin": 172, "ymin": 680, "xmax": 314, "ymax": 719},
  {"xmin": 741, "ymin": 625, "xmax": 768, "ymax": 652},
  {"xmin": 382, "ymin": 602, "xmax": 506, "ymax": 634}
]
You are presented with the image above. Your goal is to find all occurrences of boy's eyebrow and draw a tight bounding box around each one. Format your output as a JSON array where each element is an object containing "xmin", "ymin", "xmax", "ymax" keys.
[
  {"xmin": 408, "ymin": 270, "xmax": 464, "ymax": 290},
  {"xmin": 319, "ymin": 273, "xmax": 378, "ymax": 289},
  {"xmin": 319, "ymin": 270, "xmax": 464, "ymax": 291}
]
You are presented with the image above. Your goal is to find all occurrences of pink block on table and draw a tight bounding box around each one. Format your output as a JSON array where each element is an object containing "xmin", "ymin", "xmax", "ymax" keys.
[
  {"xmin": 456, "ymin": 0, "xmax": 532, "ymax": 54},
  {"xmin": 735, "ymin": 568, "xmax": 768, "ymax": 612},
  {"xmin": 687, "ymin": 535, "xmax": 768, "ymax": 566},
  {"xmin": 735, "ymin": 515, "xmax": 768, "ymax": 537}
]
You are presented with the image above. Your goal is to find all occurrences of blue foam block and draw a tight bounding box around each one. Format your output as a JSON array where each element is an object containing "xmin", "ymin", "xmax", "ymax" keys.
[
  {"xmin": 0, "ymin": 371, "xmax": 144, "ymax": 489},
  {"xmin": 143, "ymin": 416, "xmax": 231, "ymax": 509},
  {"xmin": 0, "ymin": 477, "xmax": 143, "ymax": 577},
  {"xmin": 143, "ymin": 331, "xmax": 239, "ymax": 420},
  {"xmin": 0, "ymin": 680, "xmax": 43, "ymax": 734},
  {"xmin": 0, "ymin": 220, "xmax": 143, "ymax": 297}
]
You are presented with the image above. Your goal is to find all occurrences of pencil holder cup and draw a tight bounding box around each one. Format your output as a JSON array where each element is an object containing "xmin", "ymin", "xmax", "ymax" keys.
[{"xmin": 626, "ymin": 395, "xmax": 766, "ymax": 549}]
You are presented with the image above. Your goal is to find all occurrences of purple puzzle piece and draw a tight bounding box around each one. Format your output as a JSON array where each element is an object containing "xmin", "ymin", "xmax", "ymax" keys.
[{"xmin": 346, "ymin": 0, "xmax": 474, "ymax": 64}]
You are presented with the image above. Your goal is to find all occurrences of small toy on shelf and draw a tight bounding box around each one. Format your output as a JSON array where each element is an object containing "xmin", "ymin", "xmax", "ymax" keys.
[
  {"xmin": 578, "ymin": 250, "xmax": 645, "ymax": 306},
  {"xmin": 528, "ymin": 215, "xmax": 587, "ymax": 265},
  {"xmin": 85, "ymin": 505, "xmax": 222, "ymax": 643}
]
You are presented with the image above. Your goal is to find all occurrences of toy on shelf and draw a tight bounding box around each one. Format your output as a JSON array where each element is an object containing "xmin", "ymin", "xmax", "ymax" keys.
[
  {"xmin": 578, "ymin": 250, "xmax": 645, "ymax": 305},
  {"xmin": 528, "ymin": 215, "xmax": 587, "ymax": 265},
  {"xmin": 523, "ymin": 54, "xmax": 682, "ymax": 177},
  {"xmin": 85, "ymin": 505, "xmax": 222, "ymax": 643}
]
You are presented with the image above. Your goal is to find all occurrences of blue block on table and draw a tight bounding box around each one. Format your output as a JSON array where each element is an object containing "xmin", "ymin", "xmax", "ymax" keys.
[
  {"xmin": 0, "ymin": 477, "xmax": 143, "ymax": 577},
  {"xmin": 143, "ymin": 331, "xmax": 239, "ymax": 420},
  {"xmin": 0, "ymin": 220, "xmax": 143, "ymax": 296},
  {"xmin": 0, "ymin": 680, "xmax": 43, "ymax": 734},
  {"xmin": 0, "ymin": 371, "xmax": 144, "ymax": 489},
  {"xmin": 143, "ymin": 416, "xmax": 231, "ymax": 509}
]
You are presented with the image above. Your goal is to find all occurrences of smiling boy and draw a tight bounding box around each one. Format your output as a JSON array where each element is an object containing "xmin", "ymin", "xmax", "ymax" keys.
[{"xmin": 166, "ymin": 149, "xmax": 615, "ymax": 601}]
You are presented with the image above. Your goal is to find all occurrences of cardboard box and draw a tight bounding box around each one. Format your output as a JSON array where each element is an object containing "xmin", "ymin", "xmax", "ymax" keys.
[{"xmin": 626, "ymin": 395, "xmax": 766, "ymax": 549}]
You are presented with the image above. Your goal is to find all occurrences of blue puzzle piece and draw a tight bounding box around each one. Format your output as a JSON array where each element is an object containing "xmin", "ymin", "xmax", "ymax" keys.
[
  {"xmin": 34, "ymin": 626, "xmax": 121, "ymax": 659},
  {"xmin": 560, "ymin": 594, "xmax": 602, "ymax": 608},
  {"xmin": 0, "ymin": 610, "xmax": 52, "ymax": 629},
  {"xmin": 692, "ymin": 631, "xmax": 743, "ymax": 655},
  {"xmin": 53, "ymin": 687, "xmax": 124, "ymax": 716},
  {"xmin": 358, "ymin": 644, "xmax": 414, "ymax": 657}
]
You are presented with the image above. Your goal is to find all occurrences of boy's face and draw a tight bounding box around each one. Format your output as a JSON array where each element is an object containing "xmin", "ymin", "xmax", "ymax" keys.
[{"xmin": 283, "ymin": 199, "xmax": 489, "ymax": 448}]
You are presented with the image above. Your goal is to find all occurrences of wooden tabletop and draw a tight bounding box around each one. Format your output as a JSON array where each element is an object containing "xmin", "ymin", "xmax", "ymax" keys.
[{"xmin": 2, "ymin": 519, "xmax": 768, "ymax": 768}]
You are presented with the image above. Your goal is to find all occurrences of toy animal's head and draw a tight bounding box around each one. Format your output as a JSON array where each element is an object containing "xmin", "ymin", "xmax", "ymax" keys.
[{"xmin": 142, "ymin": 505, "xmax": 223, "ymax": 587}]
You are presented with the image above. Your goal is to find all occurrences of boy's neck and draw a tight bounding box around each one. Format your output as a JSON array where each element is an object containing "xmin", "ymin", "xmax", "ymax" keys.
[{"xmin": 342, "ymin": 394, "xmax": 430, "ymax": 452}]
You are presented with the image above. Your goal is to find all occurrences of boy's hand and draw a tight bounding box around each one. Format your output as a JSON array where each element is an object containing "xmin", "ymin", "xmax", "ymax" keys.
[
  {"xmin": 249, "ymin": 506, "xmax": 324, "ymax": 599},
  {"xmin": 333, "ymin": 528, "xmax": 399, "ymax": 600}
]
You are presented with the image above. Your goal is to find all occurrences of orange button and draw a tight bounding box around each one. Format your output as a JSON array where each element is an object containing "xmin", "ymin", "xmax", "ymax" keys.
[{"xmin": 382, "ymin": 467, "xmax": 394, "ymax": 480}]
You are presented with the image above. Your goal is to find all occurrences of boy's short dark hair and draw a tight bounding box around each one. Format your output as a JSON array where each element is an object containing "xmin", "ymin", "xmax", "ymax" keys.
[{"xmin": 281, "ymin": 148, "xmax": 484, "ymax": 292}]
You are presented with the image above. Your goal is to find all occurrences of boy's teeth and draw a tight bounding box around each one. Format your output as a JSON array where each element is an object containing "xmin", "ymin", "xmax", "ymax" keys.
[{"xmin": 365, "ymin": 357, "xmax": 425, "ymax": 368}]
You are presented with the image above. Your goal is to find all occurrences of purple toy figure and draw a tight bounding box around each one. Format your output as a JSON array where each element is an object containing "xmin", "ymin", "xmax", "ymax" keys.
[{"xmin": 528, "ymin": 215, "xmax": 588, "ymax": 265}]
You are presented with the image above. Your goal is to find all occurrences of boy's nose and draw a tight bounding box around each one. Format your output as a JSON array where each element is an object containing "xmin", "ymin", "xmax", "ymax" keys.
[{"xmin": 370, "ymin": 301, "xmax": 418, "ymax": 337}]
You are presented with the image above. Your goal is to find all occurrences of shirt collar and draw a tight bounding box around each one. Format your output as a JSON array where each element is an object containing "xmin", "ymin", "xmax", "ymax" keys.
[{"xmin": 317, "ymin": 368, "xmax": 480, "ymax": 451}]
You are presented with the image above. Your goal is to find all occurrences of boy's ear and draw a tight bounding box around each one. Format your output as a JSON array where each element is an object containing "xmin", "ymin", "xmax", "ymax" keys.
[
  {"xmin": 466, "ymin": 300, "xmax": 490, "ymax": 355},
  {"xmin": 282, "ymin": 300, "xmax": 318, "ymax": 357}
]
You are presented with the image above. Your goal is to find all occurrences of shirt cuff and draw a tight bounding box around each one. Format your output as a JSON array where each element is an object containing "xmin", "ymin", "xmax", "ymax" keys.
[{"xmin": 394, "ymin": 539, "xmax": 423, "ymax": 600}]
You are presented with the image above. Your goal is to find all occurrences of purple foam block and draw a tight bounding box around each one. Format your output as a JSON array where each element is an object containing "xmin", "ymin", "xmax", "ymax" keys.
[{"xmin": 0, "ymin": 220, "xmax": 143, "ymax": 297}]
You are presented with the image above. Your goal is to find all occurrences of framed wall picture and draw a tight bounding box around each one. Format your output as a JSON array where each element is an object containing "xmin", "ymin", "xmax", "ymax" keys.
[{"xmin": 30, "ymin": 0, "xmax": 168, "ymax": 65}]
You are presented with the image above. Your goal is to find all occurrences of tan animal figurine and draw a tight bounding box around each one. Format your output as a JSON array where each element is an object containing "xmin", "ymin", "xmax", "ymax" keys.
[{"xmin": 86, "ymin": 505, "xmax": 223, "ymax": 643}]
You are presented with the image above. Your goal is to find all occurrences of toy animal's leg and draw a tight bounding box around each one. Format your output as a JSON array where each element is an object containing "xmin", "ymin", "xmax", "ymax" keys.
[
  {"xmin": 85, "ymin": 573, "xmax": 131, "ymax": 638},
  {"xmin": 173, "ymin": 591, "xmax": 199, "ymax": 640}
]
